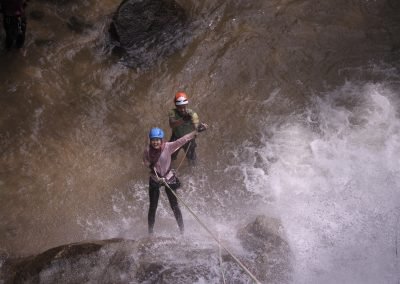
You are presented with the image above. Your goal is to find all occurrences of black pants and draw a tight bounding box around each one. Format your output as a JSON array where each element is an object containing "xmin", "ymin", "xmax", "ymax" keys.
[
  {"xmin": 3, "ymin": 15, "xmax": 26, "ymax": 49},
  {"xmin": 148, "ymin": 177, "xmax": 183, "ymax": 234},
  {"xmin": 170, "ymin": 136, "xmax": 197, "ymax": 163}
]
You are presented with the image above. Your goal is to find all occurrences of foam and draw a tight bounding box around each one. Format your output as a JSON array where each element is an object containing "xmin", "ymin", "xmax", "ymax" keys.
[{"xmin": 252, "ymin": 82, "xmax": 400, "ymax": 283}]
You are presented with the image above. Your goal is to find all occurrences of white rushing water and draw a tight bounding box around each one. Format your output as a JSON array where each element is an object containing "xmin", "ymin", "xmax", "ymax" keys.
[{"xmin": 246, "ymin": 81, "xmax": 400, "ymax": 283}]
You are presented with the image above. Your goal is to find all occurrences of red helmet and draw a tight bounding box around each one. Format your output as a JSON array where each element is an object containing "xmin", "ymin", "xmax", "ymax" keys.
[{"xmin": 175, "ymin": 92, "xmax": 189, "ymax": 106}]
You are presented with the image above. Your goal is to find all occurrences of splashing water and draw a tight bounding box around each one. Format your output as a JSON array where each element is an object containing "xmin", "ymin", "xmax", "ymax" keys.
[{"xmin": 250, "ymin": 82, "xmax": 400, "ymax": 283}]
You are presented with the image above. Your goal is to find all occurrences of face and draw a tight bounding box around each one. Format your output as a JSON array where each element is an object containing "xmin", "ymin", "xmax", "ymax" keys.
[
  {"xmin": 176, "ymin": 105, "xmax": 187, "ymax": 115},
  {"xmin": 150, "ymin": 138, "xmax": 162, "ymax": 149}
]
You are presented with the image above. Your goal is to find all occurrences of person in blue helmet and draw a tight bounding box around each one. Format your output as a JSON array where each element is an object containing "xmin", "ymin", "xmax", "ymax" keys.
[
  {"xmin": 0, "ymin": 0, "xmax": 29, "ymax": 49},
  {"xmin": 143, "ymin": 124, "xmax": 207, "ymax": 235}
]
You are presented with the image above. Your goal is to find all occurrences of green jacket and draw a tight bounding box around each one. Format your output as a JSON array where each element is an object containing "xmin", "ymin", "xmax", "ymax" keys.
[{"xmin": 169, "ymin": 108, "xmax": 199, "ymax": 139}]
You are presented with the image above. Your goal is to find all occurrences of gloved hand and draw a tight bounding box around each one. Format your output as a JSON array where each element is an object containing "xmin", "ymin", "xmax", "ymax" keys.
[
  {"xmin": 197, "ymin": 122, "xmax": 208, "ymax": 132},
  {"xmin": 182, "ymin": 114, "xmax": 192, "ymax": 122}
]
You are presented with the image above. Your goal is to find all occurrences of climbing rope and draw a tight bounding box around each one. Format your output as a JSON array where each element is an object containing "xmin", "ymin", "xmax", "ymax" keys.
[
  {"xmin": 154, "ymin": 173, "xmax": 262, "ymax": 284},
  {"xmin": 218, "ymin": 233, "xmax": 227, "ymax": 284},
  {"xmin": 396, "ymin": 211, "xmax": 400, "ymax": 284},
  {"xmin": 174, "ymin": 141, "xmax": 192, "ymax": 172}
]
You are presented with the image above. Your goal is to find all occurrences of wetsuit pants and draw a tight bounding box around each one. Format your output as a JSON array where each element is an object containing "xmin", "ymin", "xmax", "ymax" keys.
[
  {"xmin": 3, "ymin": 15, "xmax": 26, "ymax": 49},
  {"xmin": 148, "ymin": 176, "xmax": 183, "ymax": 234},
  {"xmin": 170, "ymin": 136, "xmax": 197, "ymax": 163}
]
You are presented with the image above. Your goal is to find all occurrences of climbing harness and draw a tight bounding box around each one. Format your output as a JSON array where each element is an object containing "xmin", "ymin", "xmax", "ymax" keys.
[{"xmin": 154, "ymin": 170, "xmax": 262, "ymax": 284}]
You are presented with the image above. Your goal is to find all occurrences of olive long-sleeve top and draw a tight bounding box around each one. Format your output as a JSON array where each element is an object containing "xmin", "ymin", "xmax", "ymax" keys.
[{"xmin": 168, "ymin": 108, "xmax": 199, "ymax": 138}]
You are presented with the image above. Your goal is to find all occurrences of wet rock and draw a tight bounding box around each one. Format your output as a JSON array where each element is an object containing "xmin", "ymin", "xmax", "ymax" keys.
[
  {"xmin": 29, "ymin": 10, "xmax": 45, "ymax": 20},
  {"xmin": 1, "ymin": 239, "xmax": 122, "ymax": 284},
  {"xmin": 33, "ymin": 0, "xmax": 78, "ymax": 4},
  {"xmin": 108, "ymin": 0, "xmax": 189, "ymax": 69},
  {"xmin": 0, "ymin": 238, "xmax": 219, "ymax": 283},
  {"xmin": 67, "ymin": 16, "xmax": 93, "ymax": 33},
  {"xmin": 237, "ymin": 215, "xmax": 293, "ymax": 284},
  {"xmin": 0, "ymin": 216, "xmax": 293, "ymax": 283},
  {"xmin": 34, "ymin": 38, "xmax": 55, "ymax": 47}
]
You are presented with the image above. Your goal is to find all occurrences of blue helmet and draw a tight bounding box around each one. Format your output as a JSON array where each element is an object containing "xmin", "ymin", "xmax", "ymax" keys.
[{"xmin": 149, "ymin": 127, "xmax": 164, "ymax": 139}]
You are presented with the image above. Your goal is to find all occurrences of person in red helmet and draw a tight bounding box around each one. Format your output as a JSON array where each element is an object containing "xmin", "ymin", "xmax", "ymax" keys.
[
  {"xmin": 0, "ymin": 0, "xmax": 29, "ymax": 49},
  {"xmin": 169, "ymin": 92, "xmax": 204, "ymax": 166}
]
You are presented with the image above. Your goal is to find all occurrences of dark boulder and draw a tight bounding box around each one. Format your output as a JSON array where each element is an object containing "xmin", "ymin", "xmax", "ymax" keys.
[
  {"xmin": 109, "ymin": 0, "xmax": 189, "ymax": 69},
  {"xmin": 237, "ymin": 215, "xmax": 293, "ymax": 284},
  {"xmin": 1, "ymin": 238, "xmax": 220, "ymax": 284},
  {"xmin": 0, "ymin": 216, "xmax": 293, "ymax": 283}
]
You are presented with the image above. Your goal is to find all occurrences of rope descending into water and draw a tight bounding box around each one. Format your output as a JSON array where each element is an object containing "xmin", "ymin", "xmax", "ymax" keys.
[
  {"xmin": 154, "ymin": 171, "xmax": 262, "ymax": 284},
  {"xmin": 396, "ymin": 211, "xmax": 400, "ymax": 284},
  {"xmin": 218, "ymin": 233, "xmax": 227, "ymax": 284}
]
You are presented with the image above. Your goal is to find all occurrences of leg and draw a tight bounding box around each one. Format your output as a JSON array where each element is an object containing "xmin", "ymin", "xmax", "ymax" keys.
[
  {"xmin": 165, "ymin": 178, "xmax": 184, "ymax": 233},
  {"xmin": 148, "ymin": 178, "xmax": 160, "ymax": 235},
  {"xmin": 184, "ymin": 139, "xmax": 197, "ymax": 165}
]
